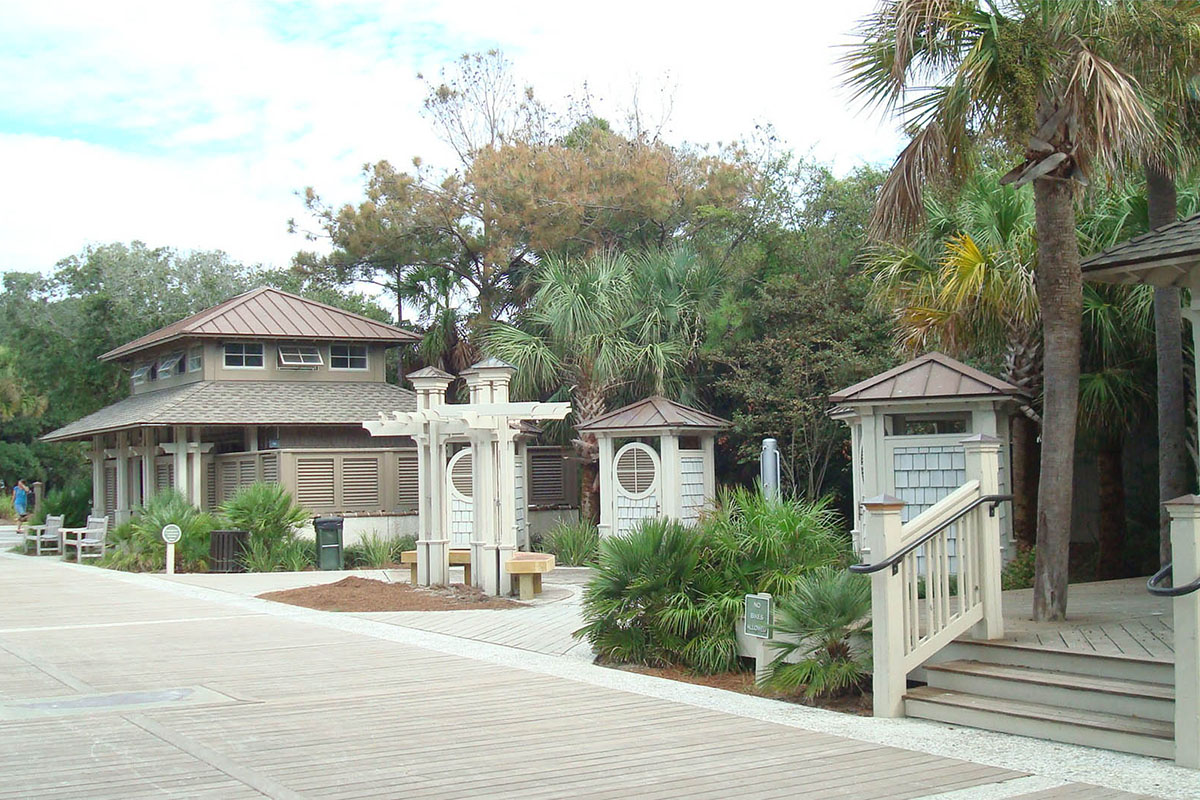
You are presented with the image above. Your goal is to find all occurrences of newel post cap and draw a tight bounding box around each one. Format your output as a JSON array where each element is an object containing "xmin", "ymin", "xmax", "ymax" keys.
[
  {"xmin": 862, "ymin": 494, "xmax": 905, "ymax": 511},
  {"xmin": 1164, "ymin": 494, "xmax": 1200, "ymax": 518},
  {"xmin": 960, "ymin": 433, "xmax": 1001, "ymax": 447}
]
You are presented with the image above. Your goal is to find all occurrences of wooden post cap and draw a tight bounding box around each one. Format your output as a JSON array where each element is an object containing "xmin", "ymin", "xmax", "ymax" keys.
[{"xmin": 862, "ymin": 494, "xmax": 905, "ymax": 511}]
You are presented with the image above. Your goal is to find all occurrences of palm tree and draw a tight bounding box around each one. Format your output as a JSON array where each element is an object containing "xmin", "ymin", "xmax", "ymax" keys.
[
  {"xmin": 844, "ymin": 0, "xmax": 1156, "ymax": 620},
  {"xmin": 864, "ymin": 173, "xmax": 1042, "ymax": 548},
  {"xmin": 480, "ymin": 246, "xmax": 724, "ymax": 522},
  {"xmin": 1106, "ymin": 1, "xmax": 1200, "ymax": 566}
]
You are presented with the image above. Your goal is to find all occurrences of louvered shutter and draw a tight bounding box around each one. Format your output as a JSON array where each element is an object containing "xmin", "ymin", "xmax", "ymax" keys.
[
  {"xmin": 261, "ymin": 453, "xmax": 279, "ymax": 484},
  {"xmin": 296, "ymin": 458, "xmax": 335, "ymax": 507},
  {"xmin": 450, "ymin": 451, "xmax": 473, "ymax": 498},
  {"xmin": 205, "ymin": 461, "xmax": 217, "ymax": 510},
  {"xmin": 103, "ymin": 464, "xmax": 117, "ymax": 515},
  {"xmin": 239, "ymin": 459, "xmax": 256, "ymax": 488},
  {"xmin": 155, "ymin": 460, "xmax": 174, "ymax": 494},
  {"xmin": 397, "ymin": 452, "xmax": 418, "ymax": 511},
  {"xmin": 529, "ymin": 450, "xmax": 565, "ymax": 504},
  {"xmin": 342, "ymin": 457, "xmax": 380, "ymax": 507},
  {"xmin": 220, "ymin": 461, "xmax": 239, "ymax": 503},
  {"xmin": 616, "ymin": 445, "xmax": 657, "ymax": 496}
]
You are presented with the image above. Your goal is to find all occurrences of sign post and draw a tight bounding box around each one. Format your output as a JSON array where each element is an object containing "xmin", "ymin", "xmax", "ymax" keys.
[
  {"xmin": 744, "ymin": 592, "xmax": 774, "ymax": 684},
  {"xmin": 161, "ymin": 524, "xmax": 182, "ymax": 575}
]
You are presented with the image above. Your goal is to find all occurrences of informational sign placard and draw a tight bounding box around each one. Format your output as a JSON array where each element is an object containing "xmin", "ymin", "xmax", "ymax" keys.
[
  {"xmin": 744, "ymin": 592, "xmax": 772, "ymax": 639},
  {"xmin": 161, "ymin": 524, "xmax": 182, "ymax": 544}
]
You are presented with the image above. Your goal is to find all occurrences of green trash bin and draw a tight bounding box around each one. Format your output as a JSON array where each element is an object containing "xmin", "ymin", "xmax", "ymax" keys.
[{"xmin": 313, "ymin": 516, "xmax": 344, "ymax": 570}]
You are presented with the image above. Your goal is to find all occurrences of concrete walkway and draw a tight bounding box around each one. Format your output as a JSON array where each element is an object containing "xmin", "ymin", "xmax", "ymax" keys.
[{"xmin": 0, "ymin": 554, "xmax": 1194, "ymax": 799}]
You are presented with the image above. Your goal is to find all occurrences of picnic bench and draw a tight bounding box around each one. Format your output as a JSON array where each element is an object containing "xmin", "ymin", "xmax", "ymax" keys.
[
  {"xmin": 400, "ymin": 549, "xmax": 471, "ymax": 586},
  {"xmin": 505, "ymin": 553, "xmax": 555, "ymax": 600}
]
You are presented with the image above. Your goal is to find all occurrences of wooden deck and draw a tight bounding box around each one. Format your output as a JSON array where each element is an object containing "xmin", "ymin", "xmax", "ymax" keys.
[
  {"xmin": 993, "ymin": 578, "xmax": 1173, "ymax": 662},
  {"xmin": 0, "ymin": 556, "xmax": 1175, "ymax": 799}
]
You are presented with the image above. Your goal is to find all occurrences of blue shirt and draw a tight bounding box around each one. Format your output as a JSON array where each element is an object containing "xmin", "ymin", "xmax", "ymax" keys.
[{"xmin": 13, "ymin": 486, "xmax": 27, "ymax": 514}]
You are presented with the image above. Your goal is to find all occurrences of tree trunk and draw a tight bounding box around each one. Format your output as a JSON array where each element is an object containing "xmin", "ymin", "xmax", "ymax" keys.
[
  {"xmin": 1145, "ymin": 161, "xmax": 1188, "ymax": 567},
  {"xmin": 573, "ymin": 386, "xmax": 607, "ymax": 527},
  {"xmin": 580, "ymin": 447, "xmax": 600, "ymax": 525},
  {"xmin": 1032, "ymin": 176, "xmax": 1083, "ymax": 622},
  {"xmin": 1011, "ymin": 413, "xmax": 1040, "ymax": 550},
  {"xmin": 1096, "ymin": 440, "xmax": 1126, "ymax": 581}
]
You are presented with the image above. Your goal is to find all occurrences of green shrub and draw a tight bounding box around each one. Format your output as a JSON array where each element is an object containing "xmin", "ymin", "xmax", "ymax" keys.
[
  {"xmin": 30, "ymin": 479, "xmax": 92, "ymax": 527},
  {"xmin": 541, "ymin": 520, "xmax": 599, "ymax": 566},
  {"xmin": 356, "ymin": 532, "xmax": 396, "ymax": 568},
  {"xmin": 576, "ymin": 489, "xmax": 852, "ymax": 674},
  {"xmin": 916, "ymin": 574, "xmax": 959, "ymax": 599},
  {"xmin": 577, "ymin": 518, "xmax": 722, "ymax": 669},
  {"xmin": 100, "ymin": 491, "xmax": 215, "ymax": 572},
  {"xmin": 390, "ymin": 534, "xmax": 416, "ymax": 561},
  {"xmin": 765, "ymin": 568, "xmax": 872, "ymax": 698},
  {"xmin": 0, "ymin": 492, "xmax": 14, "ymax": 520},
  {"xmin": 1002, "ymin": 546, "xmax": 1037, "ymax": 591},
  {"xmin": 220, "ymin": 483, "xmax": 309, "ymax": 549}
]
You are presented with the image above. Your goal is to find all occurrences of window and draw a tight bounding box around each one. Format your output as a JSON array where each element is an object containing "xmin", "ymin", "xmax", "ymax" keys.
[
  {"xmin": 130, "ymin": 364, "xmax": 151, "ymax": 386},
  {"xmin": 224, "ymin": 342, "xmax": 264, "ymax": 368},
  {"xmin": 330, "ymin": 344, "xmax": 368, "ymax": 370},
  {"xmin": 188, "ymin": 348, "xmax": 203, "ymax": 373},
  {"xmin": 886, "ymin": 414, "xmax": 969, "ymax": 436},
  {"xmin": 277, "ymin": 344, "xmax": 323, "ymax": 368},
  {"xmin": 157, "ymin": 351, "xmax": 184, "ymax": 378}
]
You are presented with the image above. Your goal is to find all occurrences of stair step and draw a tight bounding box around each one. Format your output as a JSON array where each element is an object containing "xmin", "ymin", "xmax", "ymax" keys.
[
  {"xmin": 929, "ymin": 639, "xmax": 1173, "ymax": 684},
  {"xmin": 905, "ymin": 686, "xmax": 1174, "ymax": 759},
  {"xmin": 925, "ymin": 659, "xmax": 1174, "ymax": 721}
]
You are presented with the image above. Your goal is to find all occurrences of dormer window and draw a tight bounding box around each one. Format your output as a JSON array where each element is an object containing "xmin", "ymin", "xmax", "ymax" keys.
[
  {"xmin": 224, "ymin": 342, "xmax": 264, "ymax": 368},
  {"xmin": 130, "ymin": 364, "xmax": 151, "ymax": 386},
  {"xmin": 157, "ymin": 352, "xmax": 184, "ymax": 378},
  {"xmin": 330, "ymin": 344, "xmax": 368, "ymax": 370},
  {"xmin": 278, "ymin": 344, "xmax": 323, "ymax": 368}
]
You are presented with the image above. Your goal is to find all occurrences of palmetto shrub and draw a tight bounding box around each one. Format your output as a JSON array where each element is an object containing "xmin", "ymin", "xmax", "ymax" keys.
[
  {"xmin": 541, "ymin": 520, "xmax": 600, "ymax": 566},
  {"xmin": 577, "ymin": 489, "xmax": 853, "ymax": 674},
  {"xmin": 576, "ymin": 518, "xmax": 725, "ymax": 669},
  {"xmin": 102, "ymin": 490, "xmax": 216, "ymax": 572},
  {"xmin": 221, "ymin": 483, "xmax": 309, "ymax": 549},
  {"xmin": 765, "ymin": 567, "xmax": 871, "ymax": 698},
  {"xmin": 30, "ymin": 479, "xmax": 92, "ymax": 527}
]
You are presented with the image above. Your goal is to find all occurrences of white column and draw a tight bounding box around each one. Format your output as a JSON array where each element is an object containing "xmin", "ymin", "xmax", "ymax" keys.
[
  {"xmin": 141, "ymin": 429, "xmax": 155, "ymax": 504},
  {"xmin": 172, "ymin": 426, "xmax": 189, "ymax": 502},
  {"xmin": 701, "ymin": 434, "xmax": 716, "ymax": 504},
  {"xmin": 472, "ymin": 434, "xmax": 500, "ymax": 595},
  {"xmin": 963, "ymin": 434, "xmax": 1004, "ymax": 640},
  {"xmin": 859, "ymin": 409, "xmax": 882, "ymax": 501},
  {"xmin": 495, "ymin": 428, "xmax": 519, "ymax": 595},
  {"xmin": 598, "ymin": 435, "xmax": 615, "ymax": 538},
  {"xmin": 660, "ymin": 433, "xmax": 680, "ymax": 519},
  {"xmin": 90, "ymin": 436, "xmax": 105, "ymax": 517},
  {"xmin": 863, "ymin": 494, "xmax": 906, "ymax": 718},
  {"xmin": 1165, "ymin": 495, "xmax": 1200, "ymax": 768}
]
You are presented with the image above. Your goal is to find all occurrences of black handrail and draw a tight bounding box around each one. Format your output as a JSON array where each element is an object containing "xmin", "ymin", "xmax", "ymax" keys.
[
  {"xmin": 849, "ymin": 494, "xmax": 1012, "ymax": 576},
  {"xmin": 1147, "ymin": 562, "xmax": 1200, "ymax": 597}
]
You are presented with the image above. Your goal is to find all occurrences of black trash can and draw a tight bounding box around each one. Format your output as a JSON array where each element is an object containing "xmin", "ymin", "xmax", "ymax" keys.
[
  {"xmin": 209, "ymin": 530, "xmax": 249, "ymax": 573},
  {"xmin": 313, "ymin": 517, "xmax": 345, "ymax": 570}
]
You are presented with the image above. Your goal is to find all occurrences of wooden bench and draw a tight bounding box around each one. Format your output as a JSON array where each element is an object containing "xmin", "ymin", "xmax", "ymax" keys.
[
  {"xmin": 505, "ymin": 553, "xmax": 556, "ymax": 600},
  {"xmin": 400, "ymin": 549, "xmax": 472, "ymax": 585}
]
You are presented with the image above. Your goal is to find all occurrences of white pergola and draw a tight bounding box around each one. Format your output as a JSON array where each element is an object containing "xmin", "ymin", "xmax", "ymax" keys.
[{"xmin": 364, "ymin": 359, "xmax": 570, "ymax": 596}]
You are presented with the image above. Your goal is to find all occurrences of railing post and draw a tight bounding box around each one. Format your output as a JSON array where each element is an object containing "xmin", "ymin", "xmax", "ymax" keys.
[
  {"xmin": 962, "ymin": 434, "xmax": 1004, "ymax": 640},
  {"xmin": 1165, "ymin": 494, "xmax": 1200, "ymax": 768},
  {"xmin": 863, "ymin": 494, "xmax": 906, "ymax": 718}
]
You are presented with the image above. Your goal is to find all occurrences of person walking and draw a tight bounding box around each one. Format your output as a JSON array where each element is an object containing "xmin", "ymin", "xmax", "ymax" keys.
[{"xmin": 13, "ymin": 479, "xmax": 30, "ymax": 533}]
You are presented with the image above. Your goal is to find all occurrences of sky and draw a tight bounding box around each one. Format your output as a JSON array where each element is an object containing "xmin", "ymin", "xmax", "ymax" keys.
[{"xmin": 0, "ymin": 0, "xmax": 903, "ymax": 275}]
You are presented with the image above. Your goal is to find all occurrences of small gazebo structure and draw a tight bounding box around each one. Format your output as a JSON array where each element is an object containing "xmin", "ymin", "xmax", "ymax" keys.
[
  {"xmin": 829, "ymin": 352, "xmax": 1024, "ymax": 561},
  {"xmin": 577, "ymin": 396, "xmax": 729, "ymax": 537}
]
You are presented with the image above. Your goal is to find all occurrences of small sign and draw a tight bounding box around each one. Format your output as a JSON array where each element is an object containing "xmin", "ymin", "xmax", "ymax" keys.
[
  {"xmin": 161, "ymin": 524, "xmax": 182, "ymax": 544},
  {"xmin": 744, "ymin": 593, "xmax": 772, "ymax": 639}
]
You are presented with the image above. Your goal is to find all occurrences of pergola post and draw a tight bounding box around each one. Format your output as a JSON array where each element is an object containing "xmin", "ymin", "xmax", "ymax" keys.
[
  {"xmin": 409, "ymin": 367, "xmax": 453, "ymax": 587},
  {"xmin": 1165, "ymin": 495, "xmax": 1200, "ymax": 768}
]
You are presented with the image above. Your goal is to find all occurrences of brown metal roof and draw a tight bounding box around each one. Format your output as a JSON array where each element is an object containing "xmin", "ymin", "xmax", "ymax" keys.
[
  {"xmin": 576, "ymin": 396, "xmax": 730, "ymax": 432},
  {"xmin": 829, "ymin": 352, "xmax": 1022, "ymax": 404},
  {"xmin": 41, "ymin": 381, "xmax": 417, "ymax": 442},
  {"xmin": 101, "ymin": 287, "xmax": 419, "ymax": 361},
  {"xmin": 1081, "ymin": 212, "xmax": 1200, "ymax": 289}
]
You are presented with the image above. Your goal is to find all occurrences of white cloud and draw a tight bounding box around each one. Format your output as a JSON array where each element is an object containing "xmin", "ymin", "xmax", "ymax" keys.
[{"xmin": 0, "ymin": 0, "xmax": 901, "ymax": 274}]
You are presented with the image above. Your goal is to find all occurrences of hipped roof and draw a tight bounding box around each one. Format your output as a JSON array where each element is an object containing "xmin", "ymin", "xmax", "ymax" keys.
[
  {"xmin": 576, "ymin": 396, "xmax": 730, "ymax": 432},
  {"xmin": 101, "ymin": 287, "xmax": 419, "ymax": 361},
  {"xmin": 1081, "ymin": 212, "xmax": 1200, "ymax": 289},
  {"xmin": 41, "ymin": 381, "xmax": 417, "ymax": 442},
  {"xmin": 829, "ymin": 352, "xmax": 1022, "ymax": 404}
]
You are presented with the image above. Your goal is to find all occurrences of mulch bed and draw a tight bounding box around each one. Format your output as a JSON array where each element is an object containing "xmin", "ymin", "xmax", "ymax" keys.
[
  {"xmin": 259, "ymin": 576, "xmax": 524, "ymax": 612},
  {"xmin": 618, "ymin": 664, "xmax": 873, "ymax": 715}
]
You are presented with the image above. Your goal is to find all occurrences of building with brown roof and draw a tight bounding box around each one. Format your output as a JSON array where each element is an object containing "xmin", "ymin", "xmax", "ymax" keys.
[{"xmin": 43, "ymin": 288, "xmax": 577, "ymax": 530}]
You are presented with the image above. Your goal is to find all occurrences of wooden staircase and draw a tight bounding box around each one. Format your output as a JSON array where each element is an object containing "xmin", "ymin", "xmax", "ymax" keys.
[{"xmin": 906, "ymin": 640, "xmax": 1175, "ymax": 758}]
